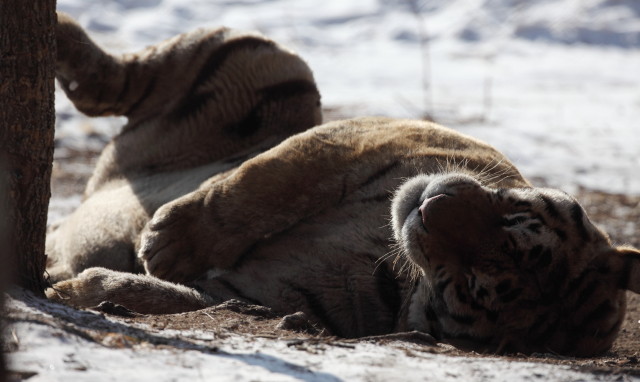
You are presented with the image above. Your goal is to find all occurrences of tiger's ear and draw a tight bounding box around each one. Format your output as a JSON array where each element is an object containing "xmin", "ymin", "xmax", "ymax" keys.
[{"xmin": 607, "ymin": 246, "xmax": 640, "ymax": 293}]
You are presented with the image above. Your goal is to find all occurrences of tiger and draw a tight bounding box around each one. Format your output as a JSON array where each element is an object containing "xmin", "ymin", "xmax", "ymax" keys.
[{"xmin": 46, "ymin": 13, "xmax": 640, "ymax": 357}]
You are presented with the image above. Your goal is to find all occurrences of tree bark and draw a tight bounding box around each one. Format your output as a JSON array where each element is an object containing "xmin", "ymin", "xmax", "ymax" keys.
[
  {"xmin": 1, "ymin": 2, "xmax": 56, "ymax": 378},
  {"xmin": 0, "ymin": 2, "xmax": 57, "ymax": 292},
  {"xmin": 1, "ymin": 0, "xmax": 56, "ymax": 373}
]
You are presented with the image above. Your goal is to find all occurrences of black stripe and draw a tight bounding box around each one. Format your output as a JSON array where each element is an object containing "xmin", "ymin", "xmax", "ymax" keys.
[
  {"xmin": 454, "ymin": 284, "xmax": 469, "ymax": 304},
  {"xmin": 474, "ymin": 286, "xmax": 488, "ymax": 300},
  {"xmin": 164, "ymin": 36, "xmax": 213, "ymax": 119},
  {"xmin": 540, "ymin": 195, "xmax": 561, "ymax": 219},
  {"xmin": 195, "ymin": 37, "xmax": 276, "ymax": 93},
  {"xmin": 570, "ymin": 203, "xmax": 590, "ymax": 241},
  {"xmin": 193, "ymin": 36, "xmax": 275, "ymax": 95},
  {"xmin": 565, "ymin": 267, "xmax": 593, "ymax": 297},
  {"xmin": 501, "ymin": 215, "xmax": 528, "ymax": 226},
  {"xmin": 468, "ymin": 298, "xmax": 486, "ymax": 311},
  {"xmin": 536, "ymin": 248, "xmax": 552, "ymax": 268},
  {"xmin": 360, "ymin": 161, "xmax": 400, "ymax": 188},
  {"xmin": 172, "ymin": 37, "xmax": 278, "ymax": 120},
  {"xmin": 260, "ymin": 79, "xmax": 318, "ymax": 101},
  {"xmin": 527, "ymin": 245, "xmax": 543, "ymax": 260},
  {"xmin": 231, "ymin": 242, "xmax": 259, "ymax": 270},
  {"xmin": 533, "ymin": 213, "xmax": 547, "ymax": 226},
  {"xmin": 554, "ymin": 228, "xmax": 567, "ymax": 241},
  {"xmin": 515, "ymin": 201, "xmax": 532, "ymax": 207},
  {"xmin": 435, "ymin": 277, "xmax": 452, "ymax": 295},
  {"xmin": 217, "ymin": 278, "xmax": 263, "ymax": 306},
  {"xmin": 423, "ymin": 305, "xmax": 442, "ymax": 340},
  {"xmin": 370, "ymin": 256, "xmax": 402, "ymax": 325},
  {"xmin": 527, "ymin": 223, "xmax": 542, "ymax": 234},
  {"xmin": 224, "ymin": 79, "xmax": 320, "ymax": 138},
  {"xmin": 288, "ymin": 282, "xmax": 343, "ymax": 337}
]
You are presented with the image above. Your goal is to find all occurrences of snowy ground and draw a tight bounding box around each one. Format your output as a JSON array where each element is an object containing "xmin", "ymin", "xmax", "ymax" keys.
[
  {"xmin": 6, "ymin": 289, "xmax": 638, "ymax": 382},
  {"xmin": 6, "ymin": 0, "xmax": 640, "ymax": 380}
]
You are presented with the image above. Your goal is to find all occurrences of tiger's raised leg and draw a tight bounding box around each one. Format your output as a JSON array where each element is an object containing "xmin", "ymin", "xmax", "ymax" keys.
[
  {"xmin": 56, "ymin": 12, "xmax": 322, "ymax": 195},
  {"xmin": 139, "ymin": 117, "xmax": 525, "ymax": 281},
  {"xmin": 48, "ymin": 13, "xmax": 321, "ymax": 282}
]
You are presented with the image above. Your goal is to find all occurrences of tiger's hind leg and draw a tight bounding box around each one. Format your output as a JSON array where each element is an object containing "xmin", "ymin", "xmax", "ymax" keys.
[
  {"xmin": 56, "ymin": 12, "xmax": 322, "ymax": 184},
  {"xmin": 49, "ymin": 14, "xmax": 322, "ymax": 283}
]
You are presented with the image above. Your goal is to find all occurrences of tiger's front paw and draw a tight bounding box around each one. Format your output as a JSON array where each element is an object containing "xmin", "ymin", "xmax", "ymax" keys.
[
  {"xmin": 140, "ymin": 188, "xmax": 253, "ymax": 282},
  {"xmin": 137, "ymin": 191, "xmax": 212, "ymax": 282}
]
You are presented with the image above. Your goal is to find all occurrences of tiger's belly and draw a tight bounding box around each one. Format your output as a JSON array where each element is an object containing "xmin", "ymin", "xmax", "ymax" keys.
[{"xmin": 196, "ymin": 197, "xmax": 411, "ymax": 337}]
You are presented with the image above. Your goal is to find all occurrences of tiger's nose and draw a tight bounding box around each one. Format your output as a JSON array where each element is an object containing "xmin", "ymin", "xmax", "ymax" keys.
[{"xmin": 419, "ymin": 194, "xmax": 449, "ymax": 227}]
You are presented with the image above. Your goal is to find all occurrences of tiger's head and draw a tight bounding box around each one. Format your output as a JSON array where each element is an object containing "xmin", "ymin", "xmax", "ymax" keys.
[{"xmin": 392, "ymin": 173, "xmax": 640, "ymax": 356}]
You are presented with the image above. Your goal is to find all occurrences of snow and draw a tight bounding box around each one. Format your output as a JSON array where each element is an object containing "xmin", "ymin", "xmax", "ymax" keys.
[
  {"xmin": 5, "ymin": 289, "xmax": 630, "ymax": 381},
  {"xmin": 10, "ymin": 0, "xmax": 640, "ymax": 380}
]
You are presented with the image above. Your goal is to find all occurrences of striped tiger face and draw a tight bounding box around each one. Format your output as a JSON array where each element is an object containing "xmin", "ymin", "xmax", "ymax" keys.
[{"xmin": 392, "ymin": 173, "xmax": 640, "ymax": 356}]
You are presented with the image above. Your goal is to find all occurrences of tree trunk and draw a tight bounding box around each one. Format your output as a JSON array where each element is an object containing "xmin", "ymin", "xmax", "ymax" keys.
[
  {"xmin": 0, "ymin": 2, "xmax": 57, "ymax": 291},
  {"xmin": 0, "ymin": 177, "xmax": 6, "ymax": 382},
  {"xmin": 1, "ymin": 0, "xmax": 56, "ymax": 374},
  {"xmin": 1, "ymin": 2, "xmax": 56, "ymax": 378}
]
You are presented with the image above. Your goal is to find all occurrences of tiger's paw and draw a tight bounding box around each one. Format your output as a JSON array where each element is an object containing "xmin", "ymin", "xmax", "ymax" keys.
[
  {"xmin": 137, "ymin": 191, "xmax": 209, "ymax": 282},
  {"xmin": 138, "ymin": 189, "xmax": 247, "ymax": 282},
  {"xmin": 46, "ymin": 267, "xmax": 116, "ymax": 308}
]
